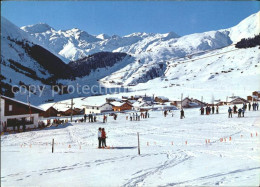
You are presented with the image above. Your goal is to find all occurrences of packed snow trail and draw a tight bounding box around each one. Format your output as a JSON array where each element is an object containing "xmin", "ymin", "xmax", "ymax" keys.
[{"xmin": 1, "ymin": 106, "xmax": 260, "ymax": 186}]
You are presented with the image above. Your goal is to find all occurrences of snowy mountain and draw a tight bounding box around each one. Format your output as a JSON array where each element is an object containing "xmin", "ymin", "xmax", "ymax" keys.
[
  {"xmin": 1, "ymin": 11, "xmax": 259, "ymax": 104},
  {"xmin": 0, "ymin": 16, "xmax": 75, "ymax": 102},
  {"xmin": 20, "ymin": 11, "xmax": 260, "ymax": 87}
]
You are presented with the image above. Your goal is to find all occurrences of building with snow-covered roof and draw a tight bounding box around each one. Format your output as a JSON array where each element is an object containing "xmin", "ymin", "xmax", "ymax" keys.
[
  {"xmin": 83, "ymin": 103, "xmax": 113, "ymax": 114},
  {"xmin": 172, "ymin": 97, "xmax": 205, "ymax": 108},
  {"xmin": 252, "ymin": 91, "xmax": 260, "ymax": 97},
  {"xmin": 0, "ymin": 95, "xmax": 44, "ymax": 131},
  {"xmin": 132, "ymin": 102, "xmax": 151, "ymax": 111},
  {"xmin": 155, "ymin": 96, "xmax": 169, "ymax": 103},
  {"xmin": 40, "ymin": 106, "xmax": 59, "ymax": 118},
  {"xmin": 111, "ymin": 102, "xmax": 132, "ymax": 112},
  {"xmin": 230, "ymin": 97, "xmax": 249, "ymax": 105},
  {"xmin": 137, "ymin": 96, "xmax": 154, "ymax": 104}
]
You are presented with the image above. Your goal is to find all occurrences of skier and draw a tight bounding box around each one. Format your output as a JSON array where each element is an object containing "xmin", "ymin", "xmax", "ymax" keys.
[
  {"xmin": 253, "ymin": 103, "xmax": 256, "ymax": 111},
  {"xmin": 257, "ymin": 103, "xmax": 259, "ymax": 110},
  {"xmin": 145, "ymin": 111, "xmax": 148, "ymax": 118},
  {"xmin": 94, "ymin": 115, "xmax": 96, "ymax": 122},
  {"xmin": 200, "ymin": 107, "xmax": 204, "ymax": 115},
  {"xmin": 103, "ymin": 115, "xmax": 106, "ymax": 123},
  {"xmin": 228, "ymin": 107, "xmax": 232, "ymax": 118},
  {"xmin": 233, "ymin": 105, "xmax": 237, "ymax": 113},
  {"xmin": 238, "ymin": 108, "xmax": 242, "ymax": 118},
  {"xmin": 164, "ymin": 110, "xmax": 167, "ymax": 117},
  {"xmin": 88, "ymin": 114, "xmax": 91, "ymax": 122},
  {"xmin": 84, "ymin": 114, "xmax": 87, "ymax": 122},
  {"xmin": 212, "ymin": 105, "xmax": 215, "ymax": 114},
  {"xmin": 101, "ymin": 128, "xmax": 107, "ymax": 148},
  {"xmin": 180, "ymin": 109, "xmax": 185, "ymax": 119},
  {"xmin": 248, "ymin": 103, "xmax": 251, "ymax": 111},
  {"xmin": 114, "ymin": 114, "xmax": 117, "ymax": 120},
  {"xmin": 98, "ymin": 127, "xmax": 102, "ymax": 148},
  {"xmin": 242, "ymin": 108, "xmax": 245, "ymax": 117},
  {"xmin": 243, "ymin": 103, "xmax": 246, "ymax": 111}
]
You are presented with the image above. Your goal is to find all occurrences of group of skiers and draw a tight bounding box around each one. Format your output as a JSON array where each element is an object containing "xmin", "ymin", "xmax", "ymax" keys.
[
  {"xmin": 86, "ymin": 113, "xmax": 97, "ymax": 123},
  {"xmin": 200, "ymin": 105, "xmax": 219, "ymax": 115},
  {"xmin": 127, "ymin": 111, "xmax": 149, "ymax": 121},
  {"xmin": 250, "ymin": 102, "xmax": 259, "ymax": 111},
  {"xmin": 228, "ymin": 102, "xmax": 259, "ymax": 118},
  {"xmin": 98, "ymin": 127, "xmax": 107, "ymax": 148}
]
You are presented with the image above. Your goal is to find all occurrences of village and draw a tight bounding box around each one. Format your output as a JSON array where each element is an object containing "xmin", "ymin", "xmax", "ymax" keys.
[{"xmin": 1, "ymin": 90, "xmax": 260, "ymax": 132}]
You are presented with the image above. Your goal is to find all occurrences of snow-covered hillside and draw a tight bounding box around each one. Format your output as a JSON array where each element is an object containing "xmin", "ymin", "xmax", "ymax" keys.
[
  {"xmin": 0, "ymin": 17, "xmax": 75, "ymax": 103},
  {"xmin": 22, "ymin": 12, "xmax": 259, "ymax": 64},
  {"xmin": 1, "ymin": 12, "xmax": 259, "ymax": 105}
]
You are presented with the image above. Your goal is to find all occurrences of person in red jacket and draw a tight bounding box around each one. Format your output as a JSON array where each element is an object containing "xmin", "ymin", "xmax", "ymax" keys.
[{"xmin": 101, "ymin": 128, "xmax": 107, "ymax": 148}]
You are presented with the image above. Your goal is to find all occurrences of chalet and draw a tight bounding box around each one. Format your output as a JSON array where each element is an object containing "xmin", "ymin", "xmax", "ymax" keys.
[
  {"xmin": 155, "ymin": 96, "xmax": 169, "ymax": 103},
  {"xmin": 252, "ymin": 91, "xmax": 260, "ymax": 98},
  {"xmin": 122, "ymin": 96, "xmax": 131, "ymax": 100},
  {"xmin": 230, "ymin": 97, "xmax": 249, "ymax": 105},
  {"xmin": 131, "ymin": 95, "xmax": 145, "ymax": 100},
  {"xmin": 40, "ymin": 106, "xmax": 59, "ymax": 118},
  {"xmin": 132, "ymin": 102, "xmax": 151, "ymax": 111},
  {"xmin": 172, "ymin": 97, "xmax": 205, "ymax": 108},
  {"xmin": 83, "ymin": 102, "xmax": 113, "ymax": 114},
  {"xmin": 247, "ymin": 95, "xmax": 259, "ymax": 102},
  {"xmin": 63, "ymin": 108, "xmax": 83, "ymax": 116},
  {"xmin": 0, "ymin": 95, "xmax": 44, "ymax": 131},
  {"xmin": 172, "ymin": 97, "xmax": 192, "ymax": 108},
  {"xmin": 111, "ymin": 102, "xmax": 132, "ymax": 112},
  {"xmin": 137, "ymin": 96, "xmax": 154, "ymax": 104},
  {"xmin": 192, "ymin": 99, "xmax": 207, "ymax": 107}
]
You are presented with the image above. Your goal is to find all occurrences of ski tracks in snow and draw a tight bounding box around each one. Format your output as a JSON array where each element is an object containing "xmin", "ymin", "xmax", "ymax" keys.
[
  {"xmin": 159, "ymin": 166, "xmax": 260, "ymax": 186},
  {"xmin": 123, "ymin": 150, "xmax": 192, "ymax": 187}
]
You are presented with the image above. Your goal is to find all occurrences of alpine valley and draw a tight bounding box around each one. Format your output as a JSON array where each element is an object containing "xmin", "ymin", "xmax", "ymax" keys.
[{"xmin": 1, "ymin": 11, "xmax": 259, "ymax": 105}]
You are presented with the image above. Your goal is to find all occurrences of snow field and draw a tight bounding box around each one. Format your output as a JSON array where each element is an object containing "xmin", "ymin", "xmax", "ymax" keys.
[{"xmin": 1, "ymin": 105, "xmax": 260, "ymax": 186}]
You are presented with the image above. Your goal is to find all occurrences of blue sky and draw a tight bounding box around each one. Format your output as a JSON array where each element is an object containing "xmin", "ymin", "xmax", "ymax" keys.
[{"xmin": 1, "ymin": 1, "xmax": 259, "ymax": 36}]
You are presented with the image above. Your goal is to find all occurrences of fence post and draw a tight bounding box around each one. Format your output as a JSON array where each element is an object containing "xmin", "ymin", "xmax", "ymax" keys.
[
  {"xmin": 52, "ymin": 139, "xmax": 54, "ymax": 153},
  {"xmin": 137, "ymin": 132, "xmax": 140, "ymax": 155}
]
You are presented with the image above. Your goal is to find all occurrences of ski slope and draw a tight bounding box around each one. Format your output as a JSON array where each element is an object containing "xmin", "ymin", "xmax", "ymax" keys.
[{"xmin": 1, "ymin": 106, "xmax": 260, "ymax": 186}]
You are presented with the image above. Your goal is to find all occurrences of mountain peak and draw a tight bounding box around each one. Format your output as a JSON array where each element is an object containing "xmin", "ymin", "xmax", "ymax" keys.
[
  {"xmin": 21, "ymin": 23, "xmax": 54, "ymax": 33},
  {"xmin": 96, "ymin": 33, "xmax": 111, "ymax": 40}
]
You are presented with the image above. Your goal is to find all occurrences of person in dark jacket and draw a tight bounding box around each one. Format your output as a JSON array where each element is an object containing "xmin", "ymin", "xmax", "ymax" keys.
[
  {"xmin": 200, "ymin": 107, "xmax": 204, "ymax": 115},
  {"xmin": 242, "ymin": 108, "xmax": 245, "ymax": 117},
  {"xmin": 248, "ymin": 103, "xmax": 251, "ymax": 111},
  {"xmin": 216, "ymin": 105, "xmax": 219, "ymax": 114},
  {"xmin": 228, "ymin": 107, "xmax": 232, "ymax": 118},
  {"xmin": 98, "ymin": 127, "xmax": 102, "ymax": 148},
  {"xmin": 180, "ymin": 109, "xmax": 185, "ymax": 119},
  {"xmin": 238, "ymin": 108, "xmax": 242, "ymax": 117},
  {"xmin": 84, "ymin": 114, "xmax": 87, "ymax": 122},
  {"xmin": 212, "ymin": 105, "xmax": 215, "ymax": 114},
  {"xmin": 233, "ymin": 105, "xmax": 237, "ymax": 113}
]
